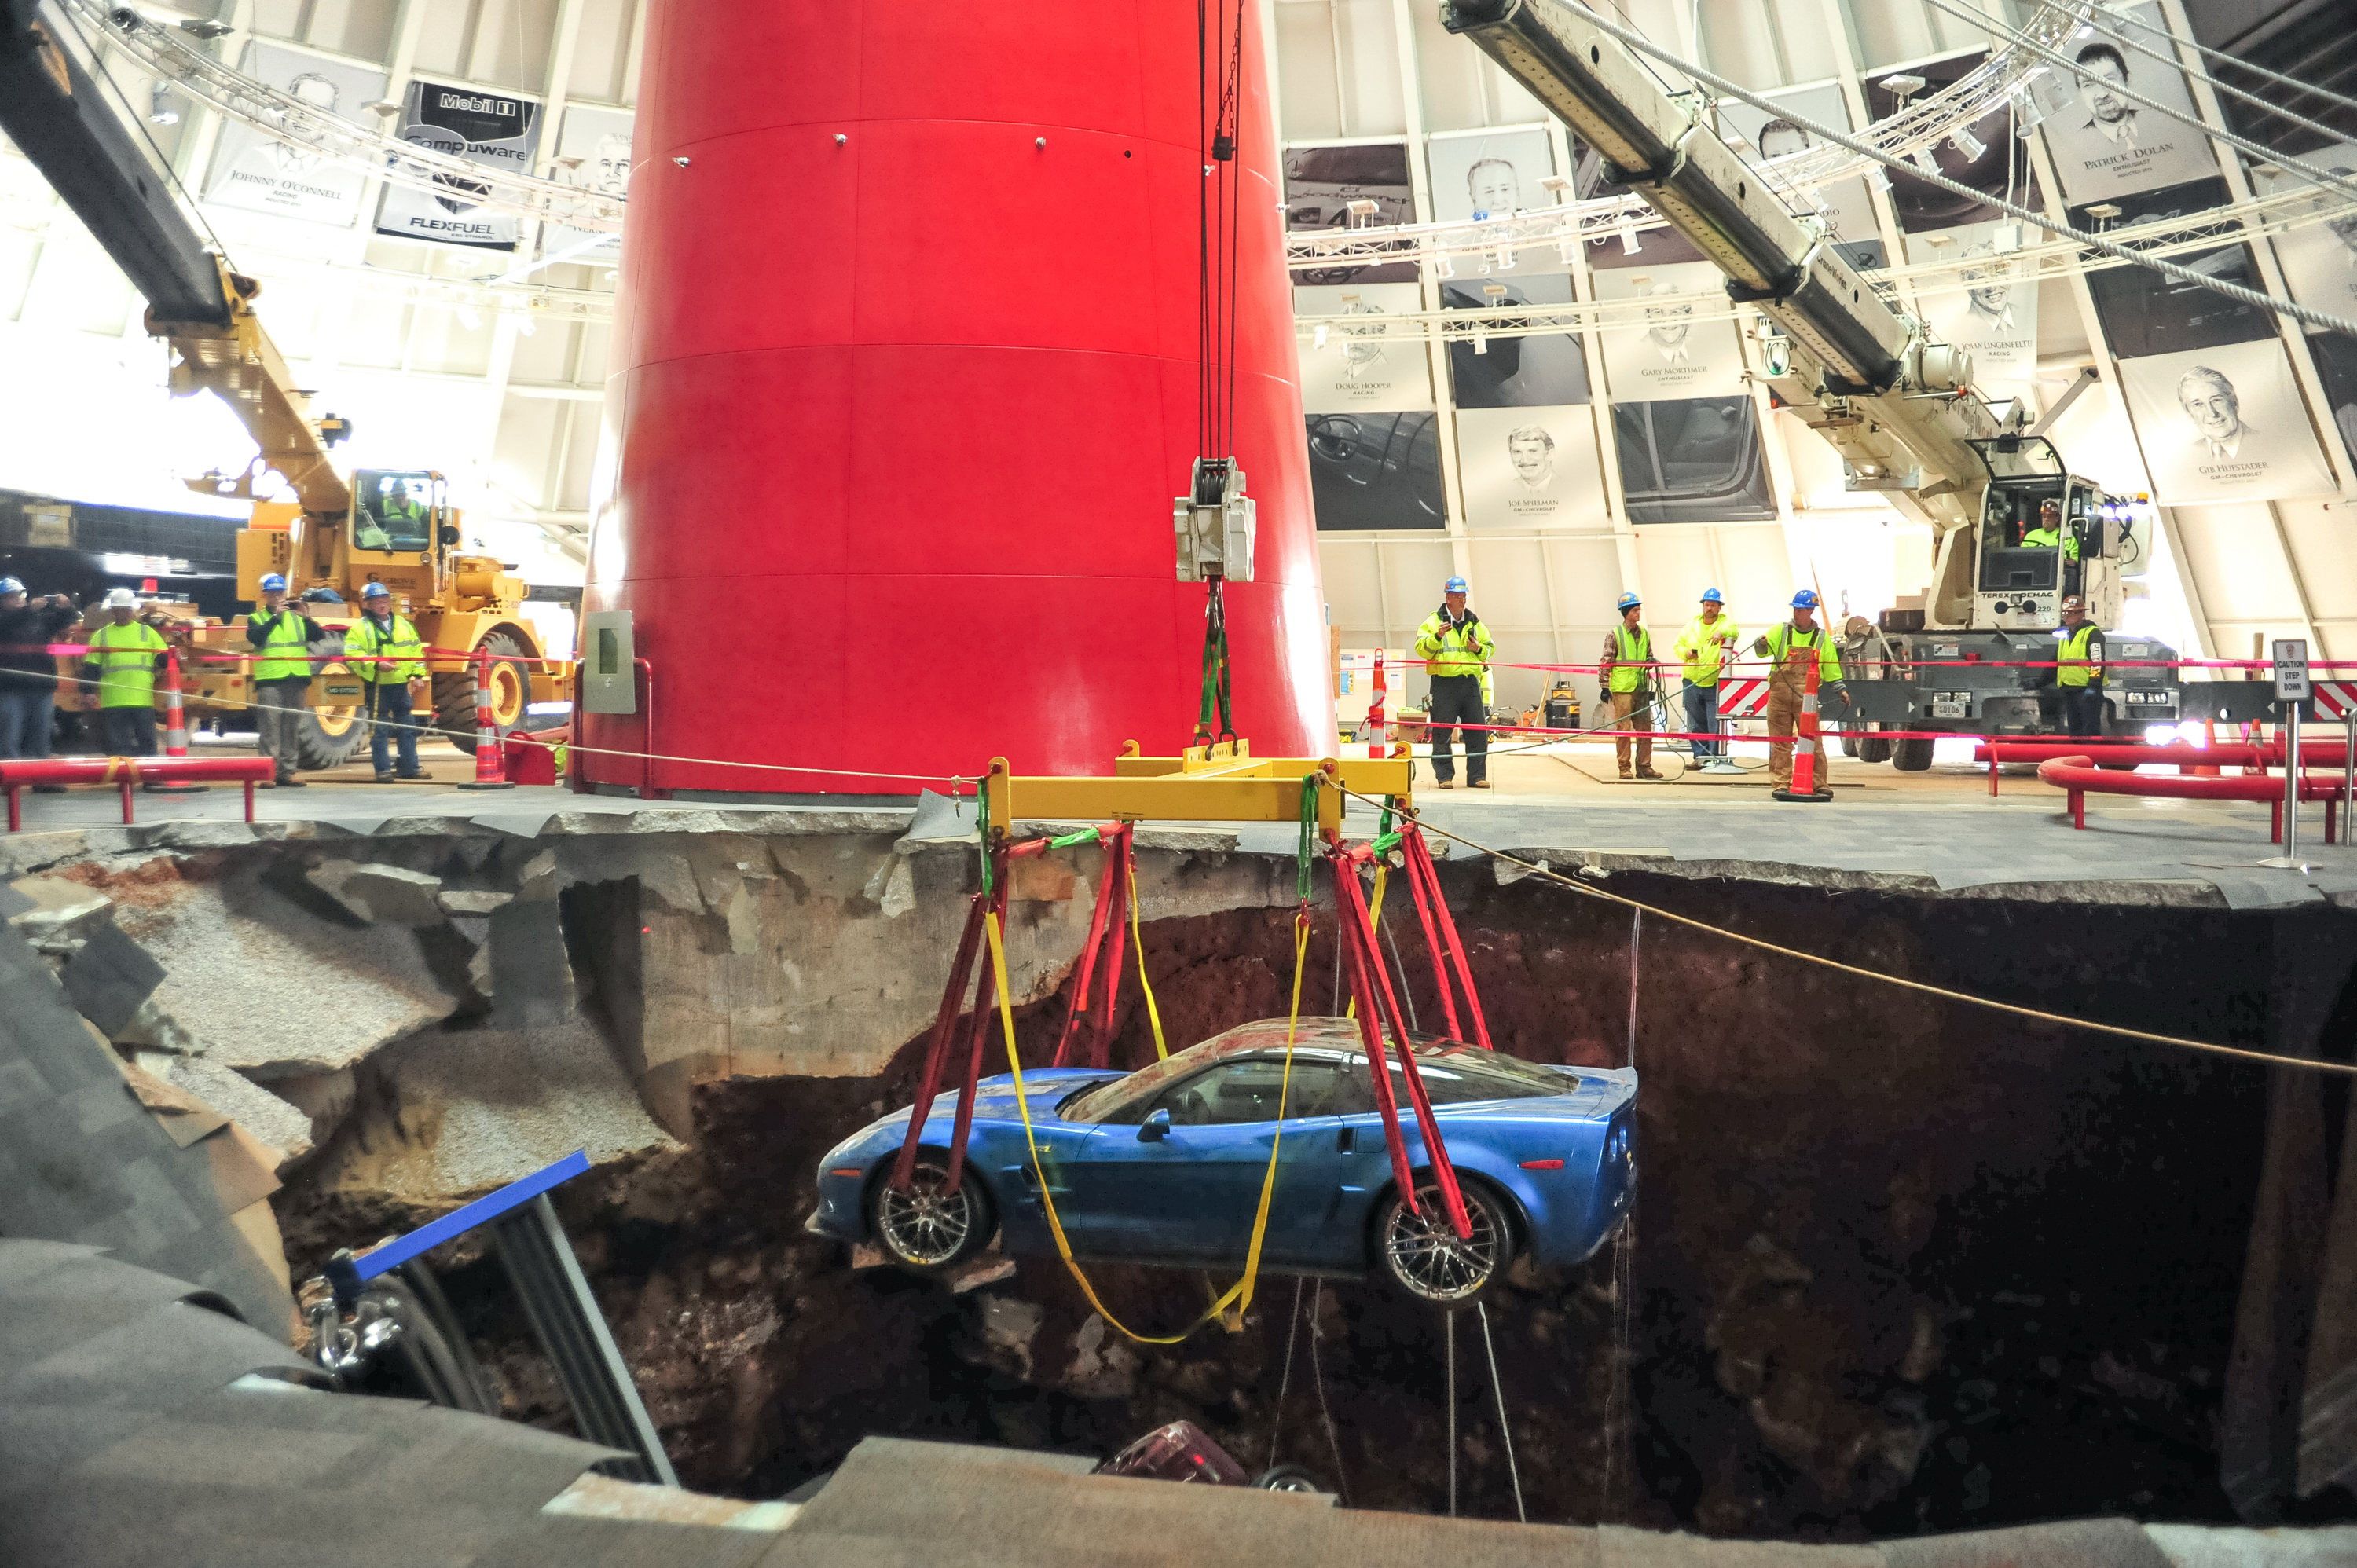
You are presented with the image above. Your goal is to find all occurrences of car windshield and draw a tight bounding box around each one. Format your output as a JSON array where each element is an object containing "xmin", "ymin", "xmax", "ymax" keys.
[{"xmin": 1061, "ymin": 1017, "xmax": 1568, "ymax": 1124}]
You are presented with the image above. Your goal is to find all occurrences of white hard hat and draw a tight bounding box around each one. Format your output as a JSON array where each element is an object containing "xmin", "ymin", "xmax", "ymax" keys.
[{"xmin": 102, "ymin": 588, "xmax": 140, "ymax": 610}]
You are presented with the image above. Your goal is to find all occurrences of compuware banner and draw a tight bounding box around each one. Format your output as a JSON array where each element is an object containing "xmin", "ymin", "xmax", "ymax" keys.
[{"xmin": 376, "ymin": 79, "xmax": 543, "ymax": 250}]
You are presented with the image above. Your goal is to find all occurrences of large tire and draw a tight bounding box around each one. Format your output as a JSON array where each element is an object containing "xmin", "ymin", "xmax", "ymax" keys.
[
  {"xmin": 433, "ymin": 631, "xmax": 530, "ymax": 757},
  {"xmin": 1373, "ymin": 1178, "xmax": 1515, "ymax": 1308},
  {"xmin": 1890, "ymin": 735, "xmax": 1935, "ymax": 772},
  {"xmin": 870, "ymin": 1157, "xmax": 995, "ymax": 1270},
  {"xmin": 288, "ymin": 634, "xmax": 367, "ymax": 768},
  {"xmin": 1856, "ymin": 733, "xmax": 1894, "ymax": 765}
]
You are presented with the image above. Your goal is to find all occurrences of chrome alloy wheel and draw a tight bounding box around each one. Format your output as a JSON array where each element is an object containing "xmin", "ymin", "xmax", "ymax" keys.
[
  {"xmin": 1378, "ymin": 1181, "xmax": 1505, "ymax": 1303},
  {"xmin": 874, "ymin": 1163, "xmax": 981, "ymax": 1268}
]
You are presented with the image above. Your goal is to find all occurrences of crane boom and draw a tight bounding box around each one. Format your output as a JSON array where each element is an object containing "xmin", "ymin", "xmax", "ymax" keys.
[
  {"xmin": 0, "ymin": 0, "xmax": 350, "ymax": 517},
  {"xmin": 1441, "ymin": 0, "xmax": 2003, "ymax": 550}
]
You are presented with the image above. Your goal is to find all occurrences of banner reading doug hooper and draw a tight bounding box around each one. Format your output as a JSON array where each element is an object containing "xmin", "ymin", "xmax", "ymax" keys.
[{"xmin": 376, "ymin": 79, "xmax": 542, "ymax": 250}]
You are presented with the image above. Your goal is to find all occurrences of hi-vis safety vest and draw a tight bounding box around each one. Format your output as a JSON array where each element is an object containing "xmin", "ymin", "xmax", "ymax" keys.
[
  {"xmin": 1761, "ymin": 621, "xmax": 1842, "ymax": 686},
  {"xmin": 86, "ymin": 620, "xmax": 166, "ymax": 709},
  {"xmin": 1676, "ymin": 614, "xmax": 1739, "ymax": 688},
  {"xmin": 1607, "ymin": 624, "xmax": 1651, "ymax": 694},
  {"xmin": 2057, "ymin": 623, "xmax": 2102, "ymax": 688},
  {"xmin": 346, "ymin": 614, "xmax": 424, "ymax": 685},
  {"xmin": 249, "ymin": 611, "xmax": 314, "ymax": 683},
  {"xmin": 1415, "ymin": 610, "xmax": 1491, "ymax": 681}
]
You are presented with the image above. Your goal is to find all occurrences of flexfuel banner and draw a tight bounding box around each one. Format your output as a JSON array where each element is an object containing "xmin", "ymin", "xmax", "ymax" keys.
[{"xmin": 376, "ymin": 79, "xmax": 543, "ymax": 249}]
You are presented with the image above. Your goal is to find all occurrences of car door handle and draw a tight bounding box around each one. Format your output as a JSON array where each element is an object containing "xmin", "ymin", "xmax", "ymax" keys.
[{"xmin": 1336, "ymin": 1127, "xmax": 1354, "ymax": 1153}]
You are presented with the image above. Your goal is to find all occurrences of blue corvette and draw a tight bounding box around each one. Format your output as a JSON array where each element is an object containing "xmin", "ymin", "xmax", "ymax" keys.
[{"xmin": 808, "ymin": 1017, "xmax": 1637, "ymax": 1305}]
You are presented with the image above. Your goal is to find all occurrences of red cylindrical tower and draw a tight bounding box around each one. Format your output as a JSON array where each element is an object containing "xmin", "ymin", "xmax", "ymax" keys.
[{"xmin": 580, "ymin": 2, "xmax": 1330, "ymax": 795}]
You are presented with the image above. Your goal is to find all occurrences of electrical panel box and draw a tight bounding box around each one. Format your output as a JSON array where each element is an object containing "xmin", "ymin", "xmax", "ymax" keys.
[
  {"xmin": 1174, "ymin": 457, "xmax": 1256, "ymax": 583},
  {"xmin": 578, "ymin": 609, "xmax": 638, "ymax": 715}
]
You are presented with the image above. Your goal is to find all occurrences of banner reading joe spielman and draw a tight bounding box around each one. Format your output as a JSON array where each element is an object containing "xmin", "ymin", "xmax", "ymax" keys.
[{"xmin": 376, "ymin": 79, "xmax": 543, "ymax": 250}]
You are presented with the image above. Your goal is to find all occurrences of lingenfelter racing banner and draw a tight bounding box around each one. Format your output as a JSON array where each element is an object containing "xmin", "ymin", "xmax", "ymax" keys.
[
  {"xmin": 203, "ymin": 42, "xmax": 386, "ymax": 225},
  {"xmin": 376, "ymin": 79, "xmax": 543, "ymax": 249},
  {"xmin": 1905, "ymin": 219, "xmax": 2038, "ymax": 397}
]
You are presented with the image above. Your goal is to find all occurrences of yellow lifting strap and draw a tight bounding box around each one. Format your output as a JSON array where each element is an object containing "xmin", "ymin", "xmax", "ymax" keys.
[
  {"xmin": 1125, "ymin": 856, "xmax": 1169, "ymax": 1061},
  {"xmin": 1344, "ymin": 862, "xmax": 1388, "ymax": 1020},
  {"xmin": 983, "ymin": 905, "xmax": 1311, "ymax": 1344}
]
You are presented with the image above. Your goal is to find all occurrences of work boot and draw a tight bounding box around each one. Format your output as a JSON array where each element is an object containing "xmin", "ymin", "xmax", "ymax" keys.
[
  {"xmin": 274, "ymin": 776, "xmax": 306, "ymax": 789},
  {"xmin": 1469, "ymin": 779, "xmax": 1491, "ymax": 789},
  {"xmin": 396, "ymin": 771, "xmax": 429, "ymax": 782},
  {"xmin": 1637, "ymin": 768, "xmax": 1664, "ymax": 780},
  {"xmin": 1436, "ymin": 779, "xmax": 1456, "ymax": 789},
  {"xmin": 1618, "ymin": 766, "xmax": 1634, "ymax": 781},
  {"xmin": 374, "ymin": 771, "xmax": 397, "ymax": 784}
]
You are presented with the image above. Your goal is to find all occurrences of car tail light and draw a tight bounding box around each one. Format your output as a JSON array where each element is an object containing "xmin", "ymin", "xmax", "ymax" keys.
[
  {"xmin": 827, "ymin": 1167, "xmax": 862, "ymax": 1178},
  {"xmin": 1519, "ymin": 1157, "xmax": 1565, "ymax": 1171}
]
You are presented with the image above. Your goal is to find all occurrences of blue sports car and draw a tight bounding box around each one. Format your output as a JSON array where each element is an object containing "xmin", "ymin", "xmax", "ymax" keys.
[{"xmin": 808, "ymin": 1017, "xmax": 1637, "ymax": 1305}]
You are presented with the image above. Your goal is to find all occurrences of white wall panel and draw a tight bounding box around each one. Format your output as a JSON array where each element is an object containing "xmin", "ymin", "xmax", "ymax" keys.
[
  {"xmin": 1411, "ymin": 2, "xmax": 1544, "ymax": 134},
  {"xmin": 565, "ymin": 0, "xmax": 635, "ymax": 103},
  {"xmin": 306, "ymin": 0, "xmax": 399, "ymax": 60},
  {"xmin": 2275, "ymin": 499, "xmax": 2357, "ymax": 658}
]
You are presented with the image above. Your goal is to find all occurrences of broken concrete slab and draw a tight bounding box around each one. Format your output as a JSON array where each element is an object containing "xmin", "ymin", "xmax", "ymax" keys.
[
  {"xmin": 486, "ymin": 899, "xmax": 576, "ymax": 1028},
  {"xmin": 5, "ymin": 875, "xmax": 113, "ymax": 942},
  {"xmin": 60, "ymin": 922, "xmax": 167, "ymax": 1038},
  {"xmin": 437, "ymin": 888, "xmax": 512, "ymax": 918},
  {"xmin": 306, "ymin": 862, "xmax": 447, "ymax": 927},
  {"xmin": 135, "ymin": 1053, "xmax": 313, "ymax": 1167}
]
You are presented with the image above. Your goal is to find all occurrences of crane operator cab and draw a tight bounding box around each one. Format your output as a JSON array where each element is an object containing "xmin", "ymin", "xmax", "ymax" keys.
[
  {"xmin": 1967, "ymin": 436, "xmax": 2128, "ymax": 634},
  {"xmin": 353, "ymin": 471, "xmax": 449, "ymax": 556}
]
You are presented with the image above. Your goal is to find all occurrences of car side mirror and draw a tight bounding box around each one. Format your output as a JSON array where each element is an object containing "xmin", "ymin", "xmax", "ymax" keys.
[
  {"xmin": 1138, "ymin": 1108, "xmax": 1172, "ymax": 1142},
  {"xmin": 438, "ymin": 524, "xmax": 460, "ymax": 548}
]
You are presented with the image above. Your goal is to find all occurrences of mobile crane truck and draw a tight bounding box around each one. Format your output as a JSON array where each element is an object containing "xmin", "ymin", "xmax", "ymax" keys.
[
  {"xmin": 1441, "ymin": 0, "xmax": 2278, "ymax": 764},
  {"xmin": 1, "ymin": 0, "xmax": 559, "ymax": 765}
]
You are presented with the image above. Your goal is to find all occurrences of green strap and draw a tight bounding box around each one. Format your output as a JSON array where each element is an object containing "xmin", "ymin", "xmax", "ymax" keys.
[
  {"xmin": 1295, "ymin": 776, "xmax": 1318, "ymax": 904},
  {"xmin": 1195, "ymin": 579, "xmax": 1236, "ymax": 744},
  {"xmin": 977, "ymin": 779, "xmax": 994, "ymax": 897},
  {"xmin": 1046, "ymin": 827, "xmax": 1098, "ymax": 850}
]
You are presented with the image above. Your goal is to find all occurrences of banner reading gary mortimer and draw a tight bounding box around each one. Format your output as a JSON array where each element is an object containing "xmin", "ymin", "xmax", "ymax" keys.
[{"xmin": 376, "ymin": 79, "xmax": 542, "ymax": 249}]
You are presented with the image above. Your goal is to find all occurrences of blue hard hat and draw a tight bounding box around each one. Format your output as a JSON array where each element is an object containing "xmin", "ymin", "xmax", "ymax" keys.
[
  {"xmin": 1444, "ymin": 576, "xmax": 1469, "ymax": 593},
  {"xmin": 361, "ymin": 581, "xmax": 391, "ymax": 600},
  {"xmin": 1699, "ymin": 588, "xmax": 1724, "ymax": 604},
  {"xmin": 1616, "ymin": 592, "xmax": 1641, "ymax": 611},
  {"xmin": 258, "ymin": 573, "xmax": 288, "ymax": 593},
  {"xmin": 0, "ymin": 576, "xmax": 23, "ymax": 596},
  {"xmin": 1791, "ymin": 588, "xmax": 1820, "ymax": 609}
]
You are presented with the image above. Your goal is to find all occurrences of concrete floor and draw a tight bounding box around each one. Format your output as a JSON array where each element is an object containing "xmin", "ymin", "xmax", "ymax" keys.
[{"xmin": 4, "ymin": 735, "xmax": 2351, "ymax": 910}]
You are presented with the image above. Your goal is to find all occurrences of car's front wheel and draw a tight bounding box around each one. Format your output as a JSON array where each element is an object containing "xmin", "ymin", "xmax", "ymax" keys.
[
  {"xmin": 1374, "ymin": 1178, "xmax": 1513, "ymax": 1306},
  {"xmin": 870, "ymin": 1157, "xmax": 993, "ymax": 1269}
]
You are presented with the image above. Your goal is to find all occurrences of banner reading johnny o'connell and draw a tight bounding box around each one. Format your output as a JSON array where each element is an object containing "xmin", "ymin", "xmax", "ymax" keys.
[{"xmin": 376, "ymin": 79, "xmax": 543, "ymax": 250}]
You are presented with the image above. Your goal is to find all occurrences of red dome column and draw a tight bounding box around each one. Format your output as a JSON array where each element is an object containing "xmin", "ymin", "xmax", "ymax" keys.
[{"xmin": 581, "ymin": 2, "xmax": 1330, "ymax": 795}]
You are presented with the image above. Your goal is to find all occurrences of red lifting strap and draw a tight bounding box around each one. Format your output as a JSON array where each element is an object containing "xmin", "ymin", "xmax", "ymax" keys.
[
  {"xmin": 1397, "ymin": 832, "xmax": 1463, "ymax": 1042},
  {"xmin": 1089, "ymin": 826, "xmax": 1136, "ymax": 1070},
  {"xmin": 943, "ymin": 881, "xmax": 1010, "ymax": 1196},
  {"xmin": 1331, "ymin": 847, "xmax": 1472, "ymax": 1240},
  {"xmin": 1402, "ymin": 826, "xmax": 1493, "ymax": 1050},
  {"xmin": 890, "ymin": 885, "xmax": 991, "ymax": 1191},
  {"xmin": 1050, "ymin": 828, "xmax": 1125, "ymax": 1068}
]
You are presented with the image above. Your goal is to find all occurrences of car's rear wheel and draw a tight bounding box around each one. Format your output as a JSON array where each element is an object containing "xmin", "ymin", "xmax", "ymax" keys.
[
  {"xmin": 1374, "ymin": 1178, "xmax": 1513, "ymax": 1306},
  {"xmin": 871, "ymin": 1157, "xmax": 993, "ymax": 1269}
]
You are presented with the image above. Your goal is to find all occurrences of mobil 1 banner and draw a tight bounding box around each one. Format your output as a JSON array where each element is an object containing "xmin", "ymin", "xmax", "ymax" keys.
[
  {"xmin": 2116, "ymin": 339, "xmax": 2337, "ymax": 504},
  {"xmin": 2040, "ymin": 3, "xmax": 2218, "ymax": 205},
  {"xmin": 203, "ymin": 43, "xmax": 386, "ymax": 225},
  {"xmin": 376, "ymin": 80, "xmax": 543, "ymax": 249},
  {"xmin": 1904, "ymin": 219, "xmax": 2037, "ymax": 394}
]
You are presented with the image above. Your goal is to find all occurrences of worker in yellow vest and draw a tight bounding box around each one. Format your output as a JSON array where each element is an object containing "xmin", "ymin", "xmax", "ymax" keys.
[
  {"xmin": 245, "ymin": 573, "xmax": 327, "ymax": 788},
  {"xmin": 1598, "ymin": 592, "xmax": 1662, "ymax": 782},
  {"xmin": 1751, "ymin": 590, "xmax": 1847, "ymax": 788},
  {"xmin": 78, "ymin": 588, "xmax": 168, "ymax": 759},
  {"xmin": 1415, "ymin": 574, "xmax": 1494, "ymax": 789},
  {"xmin": 1672, "ymin": 587, "xmax": 1741, "ymax": 771},
  {"xmin": 2051, "ymin": 595, "xmax": 2106, "ymax": 738},
  {"xmin": 346, "ymin": 581, "xmax": 429, "ymax": 782}
]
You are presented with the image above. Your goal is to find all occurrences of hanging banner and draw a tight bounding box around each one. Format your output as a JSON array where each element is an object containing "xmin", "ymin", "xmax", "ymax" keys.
[
  {"xmin": 2077, "ymin": 178, "xmax": 2275, "ymax": 360},
  {"xmin": 1426, "ymin": 126, "xmax": 1560, "ymax": 226},
  {"xmin": 203, "ymin": 43, "xmax": 386, "ymax": 225},
  {"xmin": 1906, "ymin": 219, "xmax": 2038, "ymax": 393},
  {"xmin": 1592, "ymin": 261, "xmax": 1748, "ymax": 401},
  {"xmin": 1611, "ymin": 397, "xmax": 1776, "ymax": 525},
  {"xmin": 2308, "ymin": 330, "xmax": 2357, "ymax": 468},
  {"xmin": 1442, "ymin": 271, "xmax": 1591, "ymax": 409},
  {"xmin": 1285, "ymin": 142, "xmax": 1417, "ymax": 285},
  {"xmin": 541, "ymin": 105, "xmax": 633, "ymax": 262},
  {"xmin": 2041, "ymin": 5, "xmax": 2219, "ymax": 205},
  {"xmin": 2116, "ymin": 340, "xmax": 2337, "ymax": 504},
  {"xmin": 2257, "ymin": 145, "xmax": 2357, "ymax": 330},
  {"xmin": 1865, "ymin": 52, "xmax": 2029, "ymax": 234},
  {"xmin": 1717, "ymin": 81, "xmax": 1886, "ymax": 269},
  {"xmin": 1295, "ymin": 283, "xmax": 1432, "ymax": 413},
  {"xmin": 375, "ymin": 79, "xmax": 543, "ymax": 250},
  {"xmin": 1455, "ymin": 405, "xmax": 1604, "ymax": 528},
  {"xmin": 1305, "ymin": 412, "xmax": 1447, "ymax": 530}
]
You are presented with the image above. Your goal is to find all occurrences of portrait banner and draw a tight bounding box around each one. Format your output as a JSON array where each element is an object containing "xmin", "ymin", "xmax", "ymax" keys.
[
  {"xmin": 542, "ymin": 105, "xmax": 633, "ymax": 261},
  {"xmin": 1426, "ymin": 126, "xmax": 1559, "ymax": 226},
  {"xmin": 1866, "ymin": 53, "xmax": 2031, "ymax": 234},
  {"xmin": 1906, "ymin": 219, "xmax": 2037, "ymax": 392},
  {"xmin": 202, "ymin": 43, "xmax": 386, "ymax": 225},
  {"xmin": 1717, "ymin": 82, "xmax": 1886, "ymax": 269},
  {"xmin": 2042, "ymin": 4, "xmax": 2220, "ymax": 205},
  {"xmin": 2258, "ymin": 143, "xmax": 2357, "ymax": 331},
  {"xmin": 1285, "ymin": 142, "xmax": 1417, "ymax": 285},
  {"xmin": 1455, "ymin": 405, "xmax": 1605, "ymax": 529},
  {"xmin": 2116, "ymin": 340, "xmax": 2337, "ymax": 504},
  {"xmin": 1593, "ymin": 261, "xmax": 1747, "ymax": 401},
  {"xmin": 1295, "ymin": 282, "xmax": 1433, "ymax": 413}
]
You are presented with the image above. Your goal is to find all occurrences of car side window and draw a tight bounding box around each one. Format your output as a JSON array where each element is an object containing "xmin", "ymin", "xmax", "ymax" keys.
[{"xmin": 1156, "ymin": 1061, "xmax": 1351, "ymax": 1127}]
